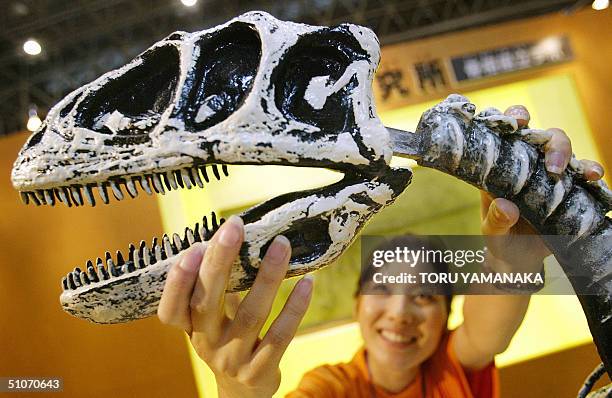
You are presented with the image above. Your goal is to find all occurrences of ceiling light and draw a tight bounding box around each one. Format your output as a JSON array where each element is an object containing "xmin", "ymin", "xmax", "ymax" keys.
[
  {"xmin": 180, "ymin": 0, "xmax": 197, "ymax": 6},
  {"xmin": 26, "ymin": 106, "xmax": 42, "ymax": 132},
  {"xmin": 592, "ymin": 0, "xmax": 609, "ymax": 10},
  {"xmin": 23, "ymin": 39, "xmax": 42, "ymax": 55}
]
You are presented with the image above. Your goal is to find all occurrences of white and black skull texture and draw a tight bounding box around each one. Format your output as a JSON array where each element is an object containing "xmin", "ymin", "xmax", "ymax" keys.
[{"xmin": 11, "ymin": 11, "xmax": 412, "ymax": 323}]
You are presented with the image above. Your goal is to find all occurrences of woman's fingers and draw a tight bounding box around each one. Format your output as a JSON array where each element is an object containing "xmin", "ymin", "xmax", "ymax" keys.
[
  {"xmin": 253, "ymin": 276, "xmax": 313, "ymax": 368},
  {"xmin": 544, "ymin": 128, "xmax": 572, "ymax": 175},
  {"xmin": 157, "ymin": 243, "xmax": 206, "ymax": 333},
  {"xmin": 190, "ymin": 215, "xmax": 244, "ymax": 341},
  {"xmin": 224, "ymin": 293, "xmax": 242, "ymax": 320},
  {"xmin": 579, "ymin": 159, "xmax": 605, "ymax": 181},
  {"xmin": 480, "ymin": 191, "xmax": 493, "ymax": 220},
  {"xmin": 504, "ymin": 105, "xmax": 530, "ymax": 128},
  {"xmin": 481, "ymin": 198, "xmax": 520, "ymax": 236},
  {"xmin": 228, "ymin": 236, "xmax": 291, "ymax": 346}
]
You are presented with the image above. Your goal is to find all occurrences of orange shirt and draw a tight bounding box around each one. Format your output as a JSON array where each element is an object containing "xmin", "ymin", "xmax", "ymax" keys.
[{"xmin": 286, "ymin": 330, "xmax": 499, "ymax": 398}]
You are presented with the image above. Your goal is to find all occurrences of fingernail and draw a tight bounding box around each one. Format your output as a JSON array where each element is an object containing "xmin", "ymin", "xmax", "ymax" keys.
[
  {"xmin": 546, "ymin": 152, "xmax": 565, "ymax": 174},
  {"xmin": 179, "ymin": 243, "xmax": 205, "ymax": 272},
  {"xmin": 266, "ymin": 235, "xmax": 290, "ymax": 265},
  {"xmin": 506, "ymin": 106, "xmax": 529, "ymax": 121},
  {"xmin": 297, "ymin": 275, "xmax": 314, "ymax": 297},
  {"xmin": 492, "ymin": 201, "xmax": 509, "ymax": 222},
  {"xmin": 218, "ymin": 215, "xmax": 243, "ymax": 247},
  {"xmin": 592, "ymin": 165, "xmax": 603, "ymax": 179}
]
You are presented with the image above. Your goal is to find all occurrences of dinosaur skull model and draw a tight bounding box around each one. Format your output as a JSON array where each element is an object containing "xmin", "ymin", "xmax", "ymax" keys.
[
  {"xmin": 11, "ymin": 11, "xmax": 411, "ymax": 324},
  {"xmin": 10, "ymin": 10, "xmax": 612, "ymax": 386}
]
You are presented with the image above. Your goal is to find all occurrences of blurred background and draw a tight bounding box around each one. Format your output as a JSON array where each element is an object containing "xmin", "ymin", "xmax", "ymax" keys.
[{"xmin": 1, "ymin": 1, "xmax": 611, "ymax": 397}]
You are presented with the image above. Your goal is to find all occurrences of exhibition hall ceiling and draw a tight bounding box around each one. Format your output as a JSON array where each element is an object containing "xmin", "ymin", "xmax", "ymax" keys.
[{"xmin": 0, "ymin": 0, "xmax": 584, "ymax": 135}]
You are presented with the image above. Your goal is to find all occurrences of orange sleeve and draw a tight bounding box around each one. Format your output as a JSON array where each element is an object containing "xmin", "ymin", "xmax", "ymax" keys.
[{"xmin": 445, "ymin": 330, "xmax": 500, "ymax": 398}]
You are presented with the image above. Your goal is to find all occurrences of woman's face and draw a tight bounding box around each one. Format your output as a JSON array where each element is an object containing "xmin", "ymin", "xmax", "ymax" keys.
[{"xmin": 356, "ymin": 263, "xmax": 448, "ymax": 372}]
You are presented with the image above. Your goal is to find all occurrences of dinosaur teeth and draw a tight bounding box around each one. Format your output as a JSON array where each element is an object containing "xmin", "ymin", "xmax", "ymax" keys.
[
  {"xmin": 107, "ymin": 257, "xmax": 119, "ymax": 277},
  {"xmin": 73, "ymin": 268, "xmax": 82, "ymax": 287},
  {"xmin": 98, "ymin": 183, "xmax": 110, "ymax": 204},
  {"xmin": 110, "ymin": 181, "xmax": 124, "ymax": 201},
  {"xmin": 67, "ymin": 272, "xmax": 77, "ymax": 289},
  {"xmin": 122, "ymin": 261, "xmax": 136, "ymax": 274},
  {"xmin": 27, "ymin": 192, "xmax": 41, "ymax": 206},
  {"xmin": 128, "ymin": 243, "xmax": 136, "ymax": 264},
  {"xmin": 166, "ymin": 171, "xmax": 179, "ymax": 190},
  {"xmin": 140, "ymin": 241, "xmax": 150, "ymax": 267},
  {"xmin": 44, "ymin": 189, "xmax": 56, "ymax": 206},
  {"xmin": 179, "ymin": 169, "xmax": 192, "ymax": 189},
  {"xmin": 212, "ymin": 165, "xmax": 221, "ymax": 180},
  {"xmin": 116, "ymin": 250, "xmax": 125, "ymax": 266},
  {"xmin": 139, "ymin": 176, "xmax": 153, "ymax": 195},
  {"xmin": 211, "ymin": 211, "xmax": 220, "ymax": 229},
  {"xmin": 19, "ymin": 164, "xmax": 229, "ymax": 208},
  {"xmin": 174, "ymin": 170, "xmax": 185, "ymax": 188},
  {"xmin": 163, "ymin": 234, "xmax": 173, "ymax": 257},
  {"xmin": 126, "ymin": 178, "xmax": 139, "ymax": 198},
  {"xmin": 63, "ymin": 211, "xmax": 228, "ymax": 290},
  {"xmin": 192, "ymin": 168, "xmax": 204, "ymax": 188},
  {"xmin": 153, "ymin": 237, "xmax": 163, "ymax": 261},
  {"xmin": 151, "ymin": 174, "xmax": 165, "ymax": 194},
  {"xmin": 193, "ymin": 223, "xmax": 202, "ymax": 242},
  {"xmin": 35, "ymin": 190, "xmax": 47, "ymax": 205},
  {"xmin": 70, "ymin": 186, "xmax": 84, "ymax": 206},
  {"xmin": 133, "ymin": 245, "xmax": 142, "ymax": 268},
  {"xmin": 84, "ymin": 185, "xmax": 96, "ymax": 206},
  {"xmin": 199, "ymin": 166, "xmax": 210, "ymax": 183},
  {"xmin": 172, "ymin": 232, "xmax": 182, "ymax": 252},
  {"xmin": 87, "ymin": 260, "xmax": 99, "ymax": 283},
  {"xmin": 97, "ymin": 258, "xmax": 110, "ymax": 280},
  {"xmin": 20, "ymin": 192, "xmax": 29, "ymax": 205},
  {"xmin": 185, "ymin": 227, "xmax": 195, "ymax": 245},
  {"xmin": 61, "ymin": 187, "xmax": 72, "ymax": 207}
]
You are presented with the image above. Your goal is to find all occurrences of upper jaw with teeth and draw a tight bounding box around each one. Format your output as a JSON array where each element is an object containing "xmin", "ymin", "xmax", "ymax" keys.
[
  {"xmin": 380, "ymin": 329, "xmax": 419, "ymax": 344},
  {"xmin": 11, "ymin": 11, "xmax": 412, "ymax": 324}
]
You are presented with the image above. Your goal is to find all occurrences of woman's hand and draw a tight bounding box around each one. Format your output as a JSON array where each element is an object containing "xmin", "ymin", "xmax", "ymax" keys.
[
  {"xmin": 157, "ymin": 215, "xmax": 314, "ymax": 398},
  {"xmin": 480, "ymin": 105, "xmax": 605, "ymax": 271}
]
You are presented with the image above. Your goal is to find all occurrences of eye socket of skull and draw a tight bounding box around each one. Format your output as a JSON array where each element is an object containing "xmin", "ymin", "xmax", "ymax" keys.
[
  {"xmin": 74, "ymin": 44, "xmax": 181, "ymax": 135},
  {"xmin": 271, "ymin": 26, "xmax": 369, "ymax": 136},
  {"xmin": 174, "ymin": 22, "xmax": 262, "ymax": 131}
]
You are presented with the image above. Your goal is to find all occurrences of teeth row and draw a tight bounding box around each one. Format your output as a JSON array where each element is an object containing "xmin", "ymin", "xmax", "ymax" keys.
[
  {"xmin": 62, "ymin": 212, "xmax": 225, "ymax": 291},
  {"xmin": 20, "ymin": 164, "xmax": 229, "ymax": 207},
  {"xmin": 380, "ymin": 330, "xmax": 416, "ymax": 343}
]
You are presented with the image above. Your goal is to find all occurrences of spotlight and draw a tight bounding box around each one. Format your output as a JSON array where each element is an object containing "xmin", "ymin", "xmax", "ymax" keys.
[
  {"xmin": 592, "ymin": 0, "xmax": 609, "ymax": 10},
  {"xmin": 23, "ymin": 39, "xmax": 42, "ymax": 55},
  {"xmin": 26, "ymin": 106, "xmax": 42, "ymax": 132},
  {"xmin": 180, "ymin": 0, "xmax": 197, "ymax": 6}
]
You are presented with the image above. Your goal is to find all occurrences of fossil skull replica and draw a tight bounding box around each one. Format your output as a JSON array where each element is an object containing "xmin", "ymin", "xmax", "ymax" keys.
[
  {"xmin": 10, "ymin": 10, "xmax": 612, "ymax": 390},
  {"xmin": 11, "ymin": 11, "xmax": 411, "ymax": 324}
]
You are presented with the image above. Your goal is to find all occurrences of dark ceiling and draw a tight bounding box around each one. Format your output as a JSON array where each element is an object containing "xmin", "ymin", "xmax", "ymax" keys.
[{"xmin": 0, "ymin": 0, "xmax": 586, "ymax": 136}]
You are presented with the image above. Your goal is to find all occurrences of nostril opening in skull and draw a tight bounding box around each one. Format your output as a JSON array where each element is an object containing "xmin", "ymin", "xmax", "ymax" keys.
[
  {"xmin": 175, "ymin": 22, "xmax": 262, "ymax": 131},
  {"xmin": 75, "ymin": 44, "xmax": 180, "ymax": 136},
  {"xmin": 271, "ymin": 27, "xmax": 369, "ymax": 138}
]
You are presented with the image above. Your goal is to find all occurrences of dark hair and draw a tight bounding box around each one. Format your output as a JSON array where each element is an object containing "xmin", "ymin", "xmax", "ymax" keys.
[{"xmin": 356, "ymin": 235, "xmax": 454, "ymax": 313}]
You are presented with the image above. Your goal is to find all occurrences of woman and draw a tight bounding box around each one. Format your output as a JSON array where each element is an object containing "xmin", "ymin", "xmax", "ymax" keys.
[{"xmin": 157, "ymin": 105, "xmax": 605, "ymax": 397}]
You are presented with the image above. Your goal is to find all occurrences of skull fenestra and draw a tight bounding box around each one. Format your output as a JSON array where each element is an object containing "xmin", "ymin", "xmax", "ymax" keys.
[{"xmin": 11, "ymin": 11, "xmax": 411, "ymax": 323}]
